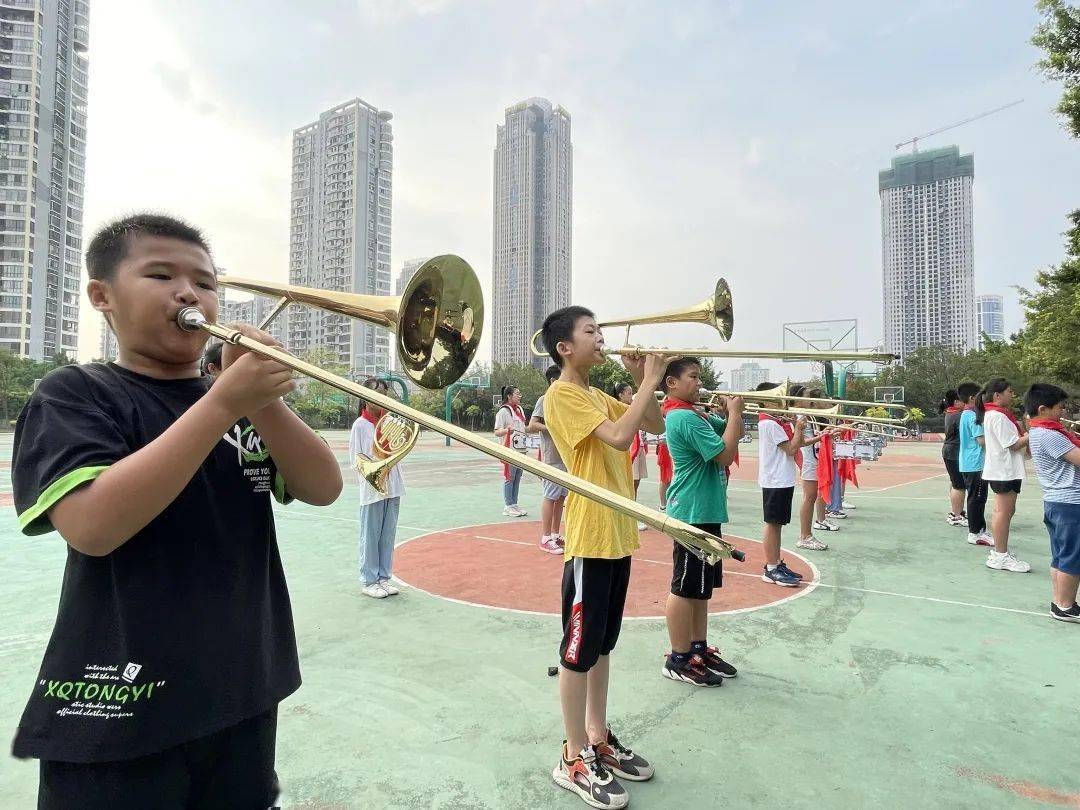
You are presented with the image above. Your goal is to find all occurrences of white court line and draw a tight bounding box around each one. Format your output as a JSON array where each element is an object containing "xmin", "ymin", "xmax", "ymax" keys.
[
  {"xmin": 862, "ymin": 472, "xmax": 947, "ymax": 493},
  {"xmin": 811, "ymin": 582, "xmax": 1047, "ymax": 617}
]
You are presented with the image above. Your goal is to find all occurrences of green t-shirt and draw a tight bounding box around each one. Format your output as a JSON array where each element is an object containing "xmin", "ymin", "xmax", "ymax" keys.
[{"xmin": 664, "ymin": 408, "xmax": 728, "ymax": 524}]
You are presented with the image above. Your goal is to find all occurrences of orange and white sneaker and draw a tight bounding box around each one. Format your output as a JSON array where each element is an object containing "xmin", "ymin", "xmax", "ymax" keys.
[
  {"xmin": 552, "ymin": 742, "xmax": 628, "ymax": 808},
  {"xmin": 594, "ymin": 728, "xmax": 654, "ymax": 781}
]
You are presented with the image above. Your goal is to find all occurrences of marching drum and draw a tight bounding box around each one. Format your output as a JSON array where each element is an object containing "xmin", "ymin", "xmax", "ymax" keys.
[{"xmin": 511, "ymin": 433, "xmax": 541, "ymax": 451}]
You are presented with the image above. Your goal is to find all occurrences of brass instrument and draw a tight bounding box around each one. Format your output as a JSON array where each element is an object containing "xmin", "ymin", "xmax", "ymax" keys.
[
  {"xmin": 176, "ymin": 308, "xmax": 743, "ymax": 565},
  {"xmin": 528, "ymin": 279, "xmax": 897, "ymax": 364},
  {"xmin": 218, "ymin": 255, "xmax": 483, "ymax": 389},
  {"xmin": 704, "ymin": 383, "xmax": 910, "ymax": 418},
  {"xmin": 356, "ymin": 413, "xmax": 419, "ymax": 495}
]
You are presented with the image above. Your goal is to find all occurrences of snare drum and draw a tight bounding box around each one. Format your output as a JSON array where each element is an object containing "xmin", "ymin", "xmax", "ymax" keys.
[
  {"xmin": 854, "ymin": 444, "xmax": 878, "ymax": 461},
  {"xmin": 511, "ymin": 433, "xmax": 541, "ymax": 451},
  {"xmin": 833, "ymin": 441, "xmax": 856, "ymax": 459}
]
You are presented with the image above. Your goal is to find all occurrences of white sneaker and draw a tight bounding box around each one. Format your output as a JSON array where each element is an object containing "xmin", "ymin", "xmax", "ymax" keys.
[
  {"xmin": 825, "ymin": 510, "xmax": 847, "ymax": 520},
  {"xmin": 379, "ymin": 579, "xmax": 400, "ymax": 595},
  {"xmin": 502, "ymin": 506, "xmax": 517, "ymax": 516},
  {"xmin": 967, "ymin": 532, "xmax": 993, "ymax": 547},
  {"xmin": 812, "ymin": 520, "xmax": 839, "ymax": 532},
  {"xmin": 512, "ymin": 505, "xmax": 528, "ymax": 517},
  {"xmin": 986, "ymin": 551, "xmax": 1031, "ymax": 573},
  {"xmin": 796, "ymin": 535, "xmax": 828, "ymax": 550},
  {"xmin": 362, "ymin": 583, "xmax": 388, "ymax": 599},
  {"xmin": 539, "ymin": 536, "xmax": 562, "ymax": 555},
  {"xmin": 842, "ymin": 501, "xmax": 856, "ymax": 510},
  {"xmin": 637, "ymin": 522, "xmax": 647, "ymax": 531}
]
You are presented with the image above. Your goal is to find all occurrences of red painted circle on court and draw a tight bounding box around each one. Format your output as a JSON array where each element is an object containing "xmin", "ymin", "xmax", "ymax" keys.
[{"xmin": 394, "ymin": 522, "xmax": 817, "ymax": 618}]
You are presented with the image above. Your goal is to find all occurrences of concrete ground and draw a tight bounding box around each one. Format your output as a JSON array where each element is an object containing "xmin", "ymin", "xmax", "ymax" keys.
[{"xmin": 1, "ymin": 431, "xmax": 1077, "ymax": 808}]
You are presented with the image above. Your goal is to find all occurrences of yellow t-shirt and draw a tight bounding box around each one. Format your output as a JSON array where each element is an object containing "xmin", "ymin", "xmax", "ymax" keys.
[{"xmin": 545, "ymin": 381, "xmax": 639, "ymax": 560}]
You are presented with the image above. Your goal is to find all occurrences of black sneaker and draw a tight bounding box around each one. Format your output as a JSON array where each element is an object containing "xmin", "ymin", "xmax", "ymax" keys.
[
  {"xmin": 700, "ymin": 647, "xmax": 738, "ymax": 679},
  {"xmin": 776, "ymin": 560, "xmax": 804, "ymax": 580},
  {"xmin": 661, "ymin": 654, "xmax": 724, "ymax": 687},
  {"xmin": 1050, "ymin": 602, "xmax": 1080, "ymax": 623}
]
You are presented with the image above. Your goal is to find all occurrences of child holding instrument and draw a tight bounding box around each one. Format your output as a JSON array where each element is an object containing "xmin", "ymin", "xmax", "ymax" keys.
[
  {"xmin": 660, "ymin": 358, "xmax": 742, "ymax": 687},
  {"xmin": 350, "ymin": 378, "xmax": 406, "ymax": 598},
  {"xmin": 791, "ymin": 386, "xmax": 835, "ymax": 550},
  {"xmin": 494, "ymin": 385, "xmax": 528, "ymax": 517},
  {"xmin": 11, "ymin": 214, "xmax": 342, "ymax": 807},
  {"xmin": 755, "ymin": 381, "xmax": 807, "ymax": 586},
  {"xmin": 1024, "ymin": 383, "xmax": 1080, "ymax": 621},
  {"xmin": 541, "ymin": 306, "xmax": 666, "ymax": 809},
  {"xmin": 976, "ymin": 378, "xmax": 1031, "ymax": 573}
]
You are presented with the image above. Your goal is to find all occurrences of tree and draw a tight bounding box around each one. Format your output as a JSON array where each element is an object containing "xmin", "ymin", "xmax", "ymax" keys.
[
  {"xmin": 1033, "ymin": 0, "xmax": 1080, "ymax": 137},
  {"xmin": 1016, "ymin": 211, "xmax": 1080, "ymax": 383},
  {"xmin": 284, "ymin": 348, "xmax": 351, "ymax": 429},
  {"xmin": 588, "ymin": 358, "xmax": 634, "ymax": 396},
  {"xmin": 698, "ymin": 358, "xmax": 720, "ymax": 390}
]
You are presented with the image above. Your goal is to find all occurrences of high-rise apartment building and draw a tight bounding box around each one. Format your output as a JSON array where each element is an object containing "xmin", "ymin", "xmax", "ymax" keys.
[
  {"xmin": 0, "ymin": 0, "xmax": 90, "ymax": 360},
  {"xmin": 730, "ymin": 362, "xmax": 769, "ymax": 393},
  {"xmin": 976, "ymin": 293, "xmax": 1005, "ymax": 346},
  {"xmin": 492, "ymin": 98, "xmax": 572, "ymax": 369},
  {"xmin": 880, "ymin": 146, "xmax": 977, "ymax": 361},
  {"xmin": 289, "ymin": 98, "xmax": 392, "ymax": 375},
  {"xmin": 97, "ymin": 315, "xmax": 116, "ymax": 362}
]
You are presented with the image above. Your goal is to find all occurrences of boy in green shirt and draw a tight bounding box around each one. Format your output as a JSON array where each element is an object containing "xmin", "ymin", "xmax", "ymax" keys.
[{"xmin": 660, "ymin": 358, "xmax": 743, "ymax": 687}]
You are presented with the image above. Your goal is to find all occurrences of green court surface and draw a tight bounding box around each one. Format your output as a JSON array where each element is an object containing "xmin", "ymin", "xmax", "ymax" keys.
[{"xmin": 1, "ymin": 431, "xmax": 1077, "ymax": 808}]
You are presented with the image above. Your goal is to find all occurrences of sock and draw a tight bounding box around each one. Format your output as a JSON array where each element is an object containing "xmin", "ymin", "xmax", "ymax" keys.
[
  {"xmin": 669, "ymin": 650, "xmax": 690, "ymax": 666},
  {"xmin": 690, "ymin": 640, "xmax": 707, "ymax": 655},
  {"xmin": 766, "ymin": 563, "xmax": 778, "ymax": 571}
]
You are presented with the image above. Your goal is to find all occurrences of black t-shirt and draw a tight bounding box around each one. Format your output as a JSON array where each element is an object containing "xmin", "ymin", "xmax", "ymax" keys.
[
  {"xmin": 11, "ymin": 362, "xmax": 301, "ymax": 763},
  {"xmin": 942, "ymin": 409, "xmax": 962, "ymax": 461}
]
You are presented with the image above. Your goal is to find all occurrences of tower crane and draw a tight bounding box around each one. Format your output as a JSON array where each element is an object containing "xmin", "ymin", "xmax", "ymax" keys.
[{"xmin": 895, "ymin": 99, "xmax": 1024, "ymax": 152}]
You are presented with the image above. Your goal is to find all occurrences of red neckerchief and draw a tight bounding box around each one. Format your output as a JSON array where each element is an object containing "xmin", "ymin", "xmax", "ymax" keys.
[
  {"xmin": 984, "ymin": 403, "xmax": 1025, "ymax": 435},
  {"xmin": 1028, "ymin": 418, "xmax": 1080, "ymax": 449},
  {"xmin": 817, "ymin": 432, "xmax": 834, "ymax": 501},
  {"xmin": 630, "ymin": 431, "xmax": 649, "ymax": 460},
  {"xmin": 361, "ymin": 409, "xmax": 379, "ymax": 426},
  {"xmin": 759, "ymin": 413, "xmax": 801, "ymax": 468},
  {"xmin": 945, "ymin": 406, "xmax": 963, "ymax": 414}
]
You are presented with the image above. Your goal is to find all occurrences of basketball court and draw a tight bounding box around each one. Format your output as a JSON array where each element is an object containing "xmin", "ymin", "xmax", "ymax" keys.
[{"xmin": 0, "ymin": 431, "xmax": 1076, "ymax": 808}]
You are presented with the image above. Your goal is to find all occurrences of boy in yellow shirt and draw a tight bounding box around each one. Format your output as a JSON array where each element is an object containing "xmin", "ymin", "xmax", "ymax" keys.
[{"xmin": 540, "ymin": 305, "xmax": 670, "ymax": 809}]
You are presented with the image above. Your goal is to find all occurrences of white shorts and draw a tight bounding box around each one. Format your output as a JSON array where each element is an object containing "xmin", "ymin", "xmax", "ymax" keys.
[{"xmin": 632, "ymin": 452, "xmax": 648, "ymax": 480}]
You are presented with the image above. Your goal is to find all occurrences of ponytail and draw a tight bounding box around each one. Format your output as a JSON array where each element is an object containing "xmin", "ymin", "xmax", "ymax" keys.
[
  {"xmin": 938, "ymin": 389, "xmax": 958, "ymax": 415},
  {"xmin": 975, "ymin": 377, "xmax": 1010, "ymax": 426}
]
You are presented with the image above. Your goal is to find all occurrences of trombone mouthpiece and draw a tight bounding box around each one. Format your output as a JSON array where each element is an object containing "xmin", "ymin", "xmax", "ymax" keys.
[{"xmin": 176, "ymin": 307, "xmax": 207, "ymax": 331}]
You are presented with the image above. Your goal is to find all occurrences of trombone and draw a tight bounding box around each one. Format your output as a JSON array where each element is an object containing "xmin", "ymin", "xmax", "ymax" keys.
[
  {"xmin": 218, "ymin": 255, "xmax": 483, "ymax": 390},
  {"xmin": 177, "ymin": 308, "xmax": 743, "ymax": 565},
  {"xmin": 712, "ymin": 383, "xmax": 910, "ymax": 417},
  {"xmin": 528, "ymin": 278, "xmax": 898, "ymax": 364}
]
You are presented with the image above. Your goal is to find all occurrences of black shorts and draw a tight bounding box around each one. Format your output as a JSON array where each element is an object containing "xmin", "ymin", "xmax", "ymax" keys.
[
  {"xmin": 560, "ymin": 556, "xmax": 632, "ymax": 673},
  {"xmin": 943, "ymin": 457, "xmax": 966, "ymax": 490},
  {"xmin": 762, "ymin": 487, "xmax": 794, "ymax": 525},
  {"xmin": 988, "ymin": 479, "xmax": 1022, "ymax": 495},
  {"xmin": 671, "ymin": 523, "xmax": 723, "ymax": 600},
  {"xmin": 38, "ymin": 707, "xmax": 279, "ymax": 810}
]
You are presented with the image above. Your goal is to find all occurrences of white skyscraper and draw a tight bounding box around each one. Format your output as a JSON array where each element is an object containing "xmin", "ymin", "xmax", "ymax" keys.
[
  {"xmin": 289, "ymin": 98, "xmax": 392, "ymax": 374},
  {"xmin": 493, "ymin": 98, "xmax": 572, "ymax": 369},
  {"xmin": 97, "ymin": 316, "xmax": 117, "ymax": 362},
  {"xmin": 976, "ymin": 293, "xmax": 1005, "ymax": 346},
  {"xmin": 880, "ymin": 146, "xmax": 977, "ymax": 361},
  {"xmin": 395, "ymin": 257, "xmax": 427, "ymax": 297},
  {"xmin": 730, "ymin": 362, "xmax": 769, "ymax": 393},
  {"xmin": 0, "ymin": 0, "xmax": 89, "ymax": 360}
]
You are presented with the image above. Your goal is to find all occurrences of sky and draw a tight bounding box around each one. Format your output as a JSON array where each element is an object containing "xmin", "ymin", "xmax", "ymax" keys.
[{"xmin": 78, "ymin": 0, "xmax": 1079, "ymax": 383}]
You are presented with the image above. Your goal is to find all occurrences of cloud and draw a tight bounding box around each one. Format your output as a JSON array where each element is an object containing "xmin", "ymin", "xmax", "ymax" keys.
[
  {"xmin": 151, "ymin": 63, "xmax": 217, "ymax": 115},
  {"xmin": 744, "ymin": 137, "xmax": 763, "ymax": 167},
  {"xmin": 355, "ymin": 0, "xmax": 454, "ymax": 25}
]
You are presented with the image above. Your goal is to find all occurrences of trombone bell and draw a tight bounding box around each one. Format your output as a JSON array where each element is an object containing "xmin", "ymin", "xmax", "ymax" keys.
[{"xmin": 219, "ymin": 255, "xmax": 483, "ymax": 390}]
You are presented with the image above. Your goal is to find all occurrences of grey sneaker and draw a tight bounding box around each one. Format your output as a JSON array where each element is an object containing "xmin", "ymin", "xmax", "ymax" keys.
[
  {"xmin": 594, "ymin": 729, "xmax": 654, "ymax": 781},
  {"xmin": 796, "ymin": 535, "xmax": 828, "ymax": 550},
  {"xmin": 552, "ymin": 743, "xmax": 628, "ymax": 808}
]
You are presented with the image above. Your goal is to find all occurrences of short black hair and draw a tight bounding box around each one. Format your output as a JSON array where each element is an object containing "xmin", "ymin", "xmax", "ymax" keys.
[
  {"xmin": 613, "ymin": 382, "xmax": 634, "ymax": 399},
  {"xmin": 1024, "ymin": 383, "xmax": 1069, "ymax": 417},
  {"xmin": 663, "ymin": 357, "xmax": 701, "ymax": 390},
  {"xmin": 363, "ymin": 378, "xmax": 389, "ymax": 392},
  {"xmin": 201, "ymin": 341, "xmax": 223, "ymax": 374},
  {"xmin": 540, "ymin": 305, "xmax": 596, "ymax": 367},
  {"xmin": 755, "ymin": 381, "xmax": 778, "ymax": 391},
  {"xmin": 86, "ymin": 213, "xmax": 212, "ymax": 282},
  {"xmin": 957, "ymin": 381, "xmax": 980, "ymax": 402},
  {"xmin": 545, "ymin": 365, "xmax": 560, "ymax": 384},
  {"xmin": 938, "ymin": 389, "xmax": 959, "ymax": 414}
]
